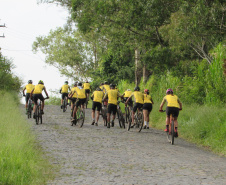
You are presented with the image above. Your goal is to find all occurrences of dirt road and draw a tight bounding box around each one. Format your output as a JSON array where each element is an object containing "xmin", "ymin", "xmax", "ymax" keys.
[{"xmin": 25, "ymin": 105, "xmax": 226, "ymax": 185}]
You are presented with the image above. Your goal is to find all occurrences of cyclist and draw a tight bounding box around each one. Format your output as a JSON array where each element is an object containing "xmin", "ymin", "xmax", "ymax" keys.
[
  {"xmin": 103, "ymin": 84, "xmax": 123, "ymax": 128},
  {"xmin": 82, "ymin": 80, "xmax": 92, "ymax": 100},
  {"xmin": 91, "ymin": 87, "xmax": 104, "ymax": 126},
  {"xmin": 143, "ymin": 89, "xmax": 154, "ymax": 129},
  {"xmin": 122, "ymin": 89, "xmax": 133, "ymax": 106},
  {"xmin": 99, "ymin": 82, "xmax": 104, "ymax": 91},
  {"xmin": 60, "ymin": 81, "xmax": 71, "ymax": 109},
  {"xmin": 125, "ymin": 86, "xmax": 144, "ymax": 128},
  {"xmin": 22, "ymin": 80, "xmax": 35, "ymax": 114},
  {"xmin": 103, "ymin": 81, "xmax": 110, "ymax": 94},
  {"xmin": 31, "ymin": 80, "xmax": 49, "ymax": 118},
  {"xmin": 159, "ymin": 88, "xmax": 182, "ymax": 137},
  {"xmin": 68, "ymin": 82, "xmax": 78, "ymax": 117},
  {"xmin": 70, "ymin": 82, "xmax": 87, "ymax": 123}
]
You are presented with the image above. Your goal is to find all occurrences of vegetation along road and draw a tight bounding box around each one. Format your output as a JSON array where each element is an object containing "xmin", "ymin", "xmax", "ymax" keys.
[{"xmin": 26, "ymin": 105, "xmax": 226, "ymax": 185}]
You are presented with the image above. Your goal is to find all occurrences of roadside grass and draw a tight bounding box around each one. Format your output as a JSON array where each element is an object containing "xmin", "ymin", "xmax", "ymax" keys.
[
  {"xmin": 0, "ymin": 91, "xmax": 53, "ymax": 185},
  {"xmin": 150, "ymin": 102, "xmax": 226, "ymax": 156}
]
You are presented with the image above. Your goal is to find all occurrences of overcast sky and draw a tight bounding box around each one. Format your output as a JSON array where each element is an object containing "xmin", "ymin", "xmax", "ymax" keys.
[{"xmin": 0, "ymin": 0, "xmax": 70, "ymax": 97}]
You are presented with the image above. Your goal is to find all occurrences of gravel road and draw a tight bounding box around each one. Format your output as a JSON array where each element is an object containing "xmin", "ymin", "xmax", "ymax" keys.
[{"xmin": 24, "ymin": 105, "xmax": 226, "ymax": 185}]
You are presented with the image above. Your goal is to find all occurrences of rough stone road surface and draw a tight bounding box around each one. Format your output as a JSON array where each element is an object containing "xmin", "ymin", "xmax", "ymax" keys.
[{"xmin": 24, "ymin": 105, "xmax": 226, "ymax": 185}]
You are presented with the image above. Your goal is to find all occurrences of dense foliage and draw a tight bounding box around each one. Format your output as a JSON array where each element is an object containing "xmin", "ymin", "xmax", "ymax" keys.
[{"xmin": 35, "ymin": 0, "xmax": 226, "ymax": 104}]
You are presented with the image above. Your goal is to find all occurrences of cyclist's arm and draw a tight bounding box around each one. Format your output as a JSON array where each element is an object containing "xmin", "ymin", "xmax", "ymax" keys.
[
  {"xmin": 22, "ymin": 87, "xmax": 26, "ymax": 96},
  {"xmin": 43, "ymin": 87, "xmax": 49, "ymax": 98},
  {"xmin": 102, "ymin": 92, "xmax": 108, "ymax": 101},
  {"xmin": 178, "ymin": 99, "xmax": 182, "ymax": 110},
  {"xmin": 30, "ymin": 88, "xmax": 34, "ymax": 98},
  {"xmin": 151, "ymin": 97, "xmax": 154, "ymax": 104},
  {"xmin": 159, "ymin": 98, "xmax": 166, "ymax": 111}
]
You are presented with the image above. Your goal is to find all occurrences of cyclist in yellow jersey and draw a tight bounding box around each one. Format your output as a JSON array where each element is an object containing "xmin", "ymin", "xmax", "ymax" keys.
[
  {"xmin": 99, "ymin": 83, "xmax": 104, "ymax": 91},
  {"xmin": 60, "ymin": 81, "xmax": 71, "ymax": 109},
  {"xmin": 122, "ymin": 89, "xmax": 133, "ymax": 106},
  {"xmin": 91, "ymin": 87, "xmax": 104, "ymax": 126},
  {"xmin": 69, "ymin": 82, "xmax": 87, "ymax": 122},
  {"xmin": 30, "ymin": 80, "xmax": 49, "ymax": 118},
  {"xmin": 143, "ymin": 89, "xmax": 154, "ymax": 129},
  {"xmin": 103, "ymin": 84, "xmax": 123, "ymax": 128},
  {"xmin": 23, "ymin": 80, "xmax": 35, "ymax": 114},
  {"xmin": 68, "ymin": 82, "xmax": 79, "ymax": 117},
  {"xmin": 103, "ymin": 81, "xmax": 110, "ymax": 94},
  {"xmin": 82, "ymin": 80, "xmax": 92, "ymax": 100},
  {"xmin": 159, "ymin": 88, "xmax": 182, "ymax": 137},
  {"xmin": 125, "ymin": 86, "xmax": 144, "ymax": 127}
]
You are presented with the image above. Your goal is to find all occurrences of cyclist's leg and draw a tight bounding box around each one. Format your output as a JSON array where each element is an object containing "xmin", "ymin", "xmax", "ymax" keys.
[
  {"xmin": 91, "ymin": 101, "xmax": 96, "ymax": 125},
  {"xmin": 143, "ymin": 109, "xmax": 148, "ymax": 128}
]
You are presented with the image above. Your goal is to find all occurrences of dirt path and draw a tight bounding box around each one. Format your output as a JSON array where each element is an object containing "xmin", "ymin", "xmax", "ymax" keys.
[{"xmin": 24, "ymin": 105, "xmax": 226, "ymax": 185}]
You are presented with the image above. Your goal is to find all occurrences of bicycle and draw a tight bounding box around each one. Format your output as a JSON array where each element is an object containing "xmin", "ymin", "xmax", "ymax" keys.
[
  {"xmin": 101, "ymin": 99, "xmax": 108, "ymax": 126},
  {"xmin": 34, "ymin": 97, "xmax": 49, "ymax": 125},
  {"xmin": 62, "ymin": 96, "xmax": 68, "ymax": 112},
  {"xmin": 127, "ymin": 107, "xmax": 144, "ymax": 132},
  {"xmin": 125, "ymin": 102, "xmax": 133, "ymax": 124},
  {"xmin": 117, "ymin": 101, "xmax": 125, "ymax": 128},
  {"xmin": 160, "ymin": 110, "xmax": 177, "ymax": 145},
  {"xmin": 71, "ymin": 99, "xmax": 85, "ymax": 128},
  {"xmin": 85, "ymin": 96, "xmax": 89, "ymax": 109},
  {"xmin": 27, "ymin": 98, "xmax": 33, "ymax": 119}
]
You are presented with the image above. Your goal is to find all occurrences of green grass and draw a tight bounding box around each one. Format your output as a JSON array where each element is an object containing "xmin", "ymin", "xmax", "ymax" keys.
[
  {"xmin": 149, "ymin": 102, "xmax": 226, "ymax": 156},
  {"xmin": 0, "ymin": 91, "xmax": 53, "ymax": 185}
]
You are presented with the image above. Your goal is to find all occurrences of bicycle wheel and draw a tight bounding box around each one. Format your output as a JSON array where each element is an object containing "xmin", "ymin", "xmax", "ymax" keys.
[
  {"xmin": 119, "ymin": 111, "xmax": 125, "ymax": 129},
  {"xmin": 27, "ymin": 100, "xmax": 32, "ymax": 118},
  {"xmin": 102, "ymin": 107, "xmax": 107, "ymax": 126},
  {"xmin": 125, "ymin": 107, "xmax": 129, "ymax": 123},
  {"xmin": 35, "ymin": 105, "xmax": 39, "ymax": 125},
  {"xmin": 127, "ymin": 112, "xmax": 132, "ymax": 131},
  {"xmin": 85, "ymin": 97, "xmax": 88, "ymax": 109},
  {"xmin": 136, "ymin": 111, "xmax": 144, "ymax": 132},
  {"xmin": 63, "ymin": 97, "xmax": 67, "ymax": 112},
  {"xmin": 171, "ymin": 120, "xmax": 175, "ymax": 145},
  {"xmin": 117, "ymin": 110, "xmax": 122, "ymax": 128},
  {"xmin": 77, "ymin": 108, "xmax": 85, "ymax": 127}
]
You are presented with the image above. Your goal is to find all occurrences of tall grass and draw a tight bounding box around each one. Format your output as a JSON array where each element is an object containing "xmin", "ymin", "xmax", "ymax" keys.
[{"xmin": 0, "ymin": 91, "xmax": 53, "ymax": 185}]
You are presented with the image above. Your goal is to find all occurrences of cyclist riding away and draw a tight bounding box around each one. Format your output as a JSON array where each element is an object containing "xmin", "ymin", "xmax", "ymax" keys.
[
  {"xmin": 23, "ymin": 80, "xmax": 35, "ymax": 114},
  {"xmin": 68, "ymin": 82, "xmax": 78, "ymax": 117},
  {"xmin": 70, "ymin": 82, "xmax": 87, "ymax": 123},
  {"xmin": 103, "ymin": 84, "xmax": 123, "ymax": 128},
  {"xmin": 91, "ymin": 87, "xmax": 104, "ymax": 126},
  {"xmin": 30, "ymin": 80, "xmax": 49, "ymax": 118},
  {"xmin": 60, "ymin": 81, "xmax": 71, "ymax": 109},
  {"xmin": 103, "ymin": 81, "xmax": 110, "ymax": 94},
  {"xmin": 82, "ymin": 80, "xmax": 92, "ymax": 100},
  {"xmin": 143, "ymin": 89, "xmax": 154, "ymax": 129},
  {"xmin": 125, "ymin": 86, "xmax": 144, "ymax": 128},
  {"xmin": 159, "ymin": 88, "xmax": 182, "ymax": 137}
]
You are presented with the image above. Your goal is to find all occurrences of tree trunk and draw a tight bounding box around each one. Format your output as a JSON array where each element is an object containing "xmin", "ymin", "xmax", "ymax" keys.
[{"xmin": 135, "ymin": 48, "xmax": 139, "ymax": 86}]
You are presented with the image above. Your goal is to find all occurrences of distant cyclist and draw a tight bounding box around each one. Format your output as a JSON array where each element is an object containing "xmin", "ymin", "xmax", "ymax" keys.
[
  {"xmin": 22, "ymin": 80, "xmax": 35, "ymax": 114},
  {"xmin": 159, "ymin": 88, "xmax": 182, "ymax": 137},
  {"xmin": 103, "ymin": 81, "xmax": 110, "ymax": 94},
  {"xmin": 60, "ymin": 81, "xmax": 71, "ymax": 109},
  {"xmin": 31, "ymin": 80, "xmax": 49, "ymax": 118},
  {"xmin": 91, "ymin": 87, "xmax": 104, "ymax": 126},
  {"xmin": 143, "ymin": 89, "xmax": 154, "ymax": 129},
  {"xmin": 68, "ymin": 82, "xmax": 78, "ymax": 117},
  {"xmin": 99, "ymin": 82, "xmax": 104, "ymax": 91},
  {"xmin": 122, "ymin": 89, "xmax": 133, "ymax": 106},
  {"xmin": 82, "ymin": 80, "xmax": 92, "ymax": 100},
  {"xmin": 103, "ymin": 84, "xmax": 123, "ymax": 128},
  {"xmin": 125, "ymin": 86, "xmax": 144, "ymax": 128}
]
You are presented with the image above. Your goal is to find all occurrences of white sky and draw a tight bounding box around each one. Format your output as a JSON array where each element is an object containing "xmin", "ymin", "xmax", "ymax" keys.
[{"xmin": 0, "ymin": 0, "xmax": 71, "ymax": 98}]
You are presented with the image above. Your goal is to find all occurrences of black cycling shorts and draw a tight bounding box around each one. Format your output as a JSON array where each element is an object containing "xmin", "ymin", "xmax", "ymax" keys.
[
  {"xmin": 143, "ymin": 103, "xmax": 153, "ymax": 112},
  {"xmin": 107, "ymin": 103, "xmax": 117, "ymax": 115},
  {"xmin": 61, "ymin": 93, "xmax": 68, "ymax": 99},
  {"xmin": 85, "ymin": 89, "xmax": 90, "ymax": 94},
  {"xmin": 92, "ymin": 101, "xmax": 102, "ymax": 112},
  {"xmin": 166, "ymin": 107, "xmax": 179, "ymax": 117},
  {"xmin": 133, "ymin": 103, "xmax": 143, "ymax": 112},
  {"xmin": 33, "ymin": 94, "xmax": 44, "ymax": 104},
  {"xmin": 76, "ymin": 98, "xmax": 86, "ymax": 107},
  {"xmin": 124, "ymin": 97, "xmax": 133, "ymax": 106},
  {"xmin": 25, "ymin": 93, "xmax": 32, "ymax": 102},
  {"xmin": 71, "ymin": 98, "xmax": 77, "ymax": 104}
]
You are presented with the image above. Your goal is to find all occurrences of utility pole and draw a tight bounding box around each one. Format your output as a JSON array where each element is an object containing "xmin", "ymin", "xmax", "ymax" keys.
[{"xmin": 0, "ymin": 22, "xmax": 6, "ymax": 38}]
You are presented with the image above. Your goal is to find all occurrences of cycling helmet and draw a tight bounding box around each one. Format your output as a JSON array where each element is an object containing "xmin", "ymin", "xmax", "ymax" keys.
[
  {"xmin": 96, "ymin": 87, "xmax": 101, "ymax": 91},
  {"xmin": 134, "ymin": 86, "xmax": 140, "ymax": 91},
  {"xmin": 78, "ymin": 82, "xmax": 82, "ymax": 86},
  {"xmin": 104, "ymin": 81, "xmax": 108, "ymax": 85},
  {"xmin": 110, "ymin": 84, "xmax": 116, "ymax": 88},
  {"xmin": 28, "ymin": 80, "xmax": 32, "ymax": 84},
  {"xmin": 38, "ymin": 80, "xmax": 44, "ymax": 84},
  {"xmin": 86, "ymin": 80, "xmax": 89, "ymax": 83},
  {"xmin": 127, "ymin": 89, "xmax": 131, "ymax": 91},
  {"xmin": 144, "ymin": 89, "xmax": 149, "ymax": 93},
  {"xmin": 74, "ymin": 82, "xmax": 77, "ymax": 86},
  {"xmin": 166, "ymin": 88, "xmax": 173, "ymax": 94},
  {"xmin": 65, "ymin": 81, "xmax": 68, "ymax": 84}
]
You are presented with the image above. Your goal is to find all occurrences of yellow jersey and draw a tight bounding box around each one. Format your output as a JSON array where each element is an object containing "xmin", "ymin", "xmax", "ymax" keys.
[
  {"xmin": 143, "ymin": 94, "xmax": 153, "ymax": 104},
  {"xmin": 71, "ymin": 87, "xmax": 79, "ymax": 98},
  {"xmin": 103, "ymin": 84, "xmax": 110, "ymax": 93},
  {"xmin": 61, "ymin": 84, "xmax": 70, "ymax": 93},
  {"xmin": 75, "ymin": 88, "xmax": 86, "ymax": 99},
  {"xmin": 83, "ymin": 83, "xmax": 91, "ymax": 90},
  {"xmin": 129, "ymin": 91, "xmax": 144, "ymax": 104},
  {"xmin": 161, "ymin": 94, "xmax": 181, "ymax": 108},
  {"xmin": 91, "ymin": 91, "xmax": 104, "ymax": 103},
  {"xmin": 24, "ymin": 84, "xmax": 35, "ymax": 93},
  {"xmin": 33, "ymin": 84, "xmax": 45, "ymax": 94},
  {"xmin": 105, "ymin": 89, "xmax": 121, "ymax": 105},
  {"xmin": 123, "ymin": 90, "xmax": 133, "ymax": 98}
]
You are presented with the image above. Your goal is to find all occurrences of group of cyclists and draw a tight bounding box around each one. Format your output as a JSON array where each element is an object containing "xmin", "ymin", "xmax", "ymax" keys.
[{"xmin": 23, "ymin": 80, "xmax": 182, "ymax": 137}]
